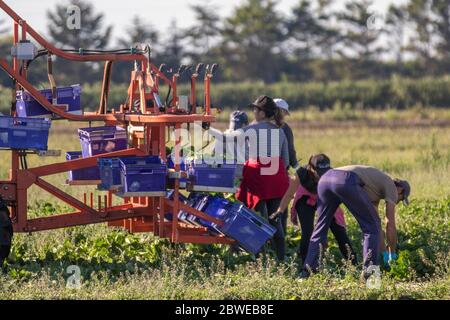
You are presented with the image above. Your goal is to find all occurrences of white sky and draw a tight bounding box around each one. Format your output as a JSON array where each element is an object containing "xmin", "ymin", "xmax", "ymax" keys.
[{"xmin": 1, "ymin": 0, "xmax": 407, "ymax": 45}]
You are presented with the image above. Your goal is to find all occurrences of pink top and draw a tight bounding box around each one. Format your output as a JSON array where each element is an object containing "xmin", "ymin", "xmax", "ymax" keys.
[{"xmin": 291, "ymin": 184, "xmax": 346, "ymax": 227}]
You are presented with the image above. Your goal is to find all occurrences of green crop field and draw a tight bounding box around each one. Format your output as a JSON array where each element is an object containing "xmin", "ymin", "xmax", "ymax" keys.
[{"xmin": 0, "ymin": 110, "xmax": 449, "ymax": 300}]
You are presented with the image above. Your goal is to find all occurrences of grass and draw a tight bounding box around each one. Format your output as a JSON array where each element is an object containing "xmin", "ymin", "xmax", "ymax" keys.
[{"xmin": 0, "ymin": 109, "xmax": 449, "ymax": 300}]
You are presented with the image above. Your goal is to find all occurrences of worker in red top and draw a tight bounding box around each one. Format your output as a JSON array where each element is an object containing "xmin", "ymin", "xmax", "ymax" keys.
[{"xmin": 236, "ymin": 95, "xmax": 290, "ymax": 261}]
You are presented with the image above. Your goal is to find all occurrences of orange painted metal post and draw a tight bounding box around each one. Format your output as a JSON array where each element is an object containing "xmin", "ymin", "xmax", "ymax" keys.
[
  {"xmin": 158, "ymin": 123, "xmax": 166, "ymax": 237},
  {"xmin": 171, "ymin": 123, "xmax": 181, "ymax": 242},
  {"xmin": 20, "ymin": 20, "xmax": 27, "ymax": 78},
  {"xmin": 12, "ymin": 21, "xmax": 18, "ymax": 71},
  {"xmin": 204, "ymin": 69, "xmax": 211, "ymax": 115}
]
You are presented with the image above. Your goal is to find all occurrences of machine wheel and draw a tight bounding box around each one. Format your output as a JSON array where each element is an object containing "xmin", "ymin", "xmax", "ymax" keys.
[{"xmin": 0, "ymin": 201, "xmax": 13, "ymax": 271}]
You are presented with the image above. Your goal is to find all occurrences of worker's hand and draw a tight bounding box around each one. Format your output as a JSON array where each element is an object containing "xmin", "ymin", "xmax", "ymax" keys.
[
  {"xmin": 202, "ymin": 122, "xmax": 210, "ymax": 130},
  {"xmin": 269, "ymin": 211, "xmax": 282, "ymax": 223},
  {"xmin": 383, "ymin": 251, "xmax": 398, "ymax": 264}
]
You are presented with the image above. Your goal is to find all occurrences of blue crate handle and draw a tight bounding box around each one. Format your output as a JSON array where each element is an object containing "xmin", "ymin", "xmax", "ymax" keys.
[
  {"xmin": 138, "ymin": 169, "xmax": 154, "ymax": 174},
  {"xmin": 102, "ymin": 133, "xmax": 117, "ymax": 139},
  {"xmin": 249, "ymin": 216, "xmax": 264, "ymax": 227}
]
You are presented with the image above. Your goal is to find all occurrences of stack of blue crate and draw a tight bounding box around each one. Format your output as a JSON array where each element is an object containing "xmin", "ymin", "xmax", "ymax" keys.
[
  {"xmin": 0, "ymin": 116, "xmax": 51, "ymax": 150},
  {"xmin": 66, "ymin": 151, "xmax": 100, "ymax": 182},
  {"xmin": 78, "ymin": 126, "xmax": 127, "ymax": 158},
  {"xmin": 171, "ymin": 192, "xmax": 277, "ymax": 255},
  {"xmin": 116, "ymin": 156, "xmax": 167, "ymax": 197},
  {"xmin": 16, "ymin": 85, "xmax": 82, "ymax": 118},
  {"xmin": 185, "ymin": 158, "xmax": 237, "ymax": 192}
]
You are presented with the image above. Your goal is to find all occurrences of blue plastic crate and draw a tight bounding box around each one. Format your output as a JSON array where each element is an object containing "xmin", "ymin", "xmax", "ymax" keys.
[
  {"xmin": 118, "ymin": 156, "xmax": 167, "ymax": 196},
  {"xmin": 186, "ymin": 159, "xmax": 237, "ymax": 192},
  {"xmin": 97, "ymin": 157, "xmax": 122, "ymax": 190},
  {"xmin": 196, "ymin": 195, "xmax": 232, "ymax": 231},
  {"xmin": 16, "ymin": 85, "xmax": 82, "ymax": 118},
  {"xmin": 177, "ymin": 192, "xmax": 206, "ymax": 226},
  {"xmin": 78, "ymin": 126, "xmax": 127, "ymax": 157},
  {"xmin": 0, "ymin": 116, "xmax": 51, "ymax": 150},
  {"xmin": 66, "ymin": 151, "xmax": 100, "ymax": 181},
  {"xmin": 218, "ymin": 203, "xmax": 276, "ymax": 255}
]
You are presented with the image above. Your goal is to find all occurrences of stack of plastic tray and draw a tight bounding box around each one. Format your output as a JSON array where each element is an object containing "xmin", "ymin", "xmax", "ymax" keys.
[
  {"xmin": 66, "ymin": 151, "xmax": 100, "ymax": 181},
  {"xmin": 217, "ymin": 203, "xmax": 276, "ymax": 255},
  {"xmin": 117, "ymin": 156, "xmax": 167, "ymax": 197},
  {"xmin": 78, "ymin": 126, "xmax": 127, "ymax": 158},
  {"xmin": 196, "ymin": 196, "xmax": 232, "ymax": 232},
  {"xmin": 177, "ymin": 192, "xmax": 206, "ymax": 226},
  {"xmin": 0, "ymin": 116, "xmax": 51, "ymax": 150},
  {"xmin": 185, "ymin": 159, "xmax": 237, "ymax": 192},
  {"xmin": 16, "ymin": 85, "xmax": 82, "ymax": 118}
]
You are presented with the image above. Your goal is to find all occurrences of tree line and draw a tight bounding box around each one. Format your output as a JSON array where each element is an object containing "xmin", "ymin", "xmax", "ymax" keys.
[{"xmin": 1, "ymin": 0, "xmax": 450, "ymax": 87}]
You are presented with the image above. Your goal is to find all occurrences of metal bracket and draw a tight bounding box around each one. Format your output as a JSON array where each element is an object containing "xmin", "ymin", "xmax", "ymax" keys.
[{"xmin": 36, "ymin": 150, "xmax": 61, "ymax": 157}]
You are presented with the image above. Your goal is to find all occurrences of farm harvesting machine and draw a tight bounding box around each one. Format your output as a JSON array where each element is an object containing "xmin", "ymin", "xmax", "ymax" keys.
[{"xmin": 0, "ymin": 0, "xmax": 236, "ymax": 259}]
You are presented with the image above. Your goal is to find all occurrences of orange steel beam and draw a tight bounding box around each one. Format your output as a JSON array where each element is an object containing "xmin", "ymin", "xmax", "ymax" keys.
[
  {"xmin": 35, "ymin": 178, "xmax": 97, "ymax": 215},
  {"xmin": 157, "ymin": 123, "xmax": 165, "ymax": 237},
  {"xmin": 171, "ymin": 123, "xmax": 181, "ymax": 242},
  {"xmin": 98, "ymin": 61, "xmax": 113, "ymax": 114},
  {"xmin": 0, "ymin": 0, "xmax": 145, "ymax": 63},
  {"xmin": 121, "ymin": 114, "xmax": 215, "ymax": 123},
  {"xmin": 28, "ymin": 148, "xmax": 145, "ymax": 177},
  {"xmin": 19, "ymin": 205, "xmax": 151, "ymax": 232},
  {"xmin": 204, "ymin": 70, "xmax": 211, "ymax": 115}
]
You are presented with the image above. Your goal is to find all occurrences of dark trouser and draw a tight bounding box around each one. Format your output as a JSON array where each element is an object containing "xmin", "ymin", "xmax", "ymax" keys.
[
  {"xmin": 281, "ymin": 209, "xmax": 288, "ymax": 234},
  {"xmin": 295, "ymin": 196, "xmax": 357, "ymax": 266},
  {"xmin": 0, "ymin": 206, "xmax": 12, "ymax": 272},
  {"xmin": 255, "ymin": 199, "xmax": 286, "ymax": 261},
  {"xmin": 303, "ymin": 170, "xmax": 381, "ymax": 271},
  {"xmin": 0, "ymin": 245, "xmax": 10, "ymax": 267}
]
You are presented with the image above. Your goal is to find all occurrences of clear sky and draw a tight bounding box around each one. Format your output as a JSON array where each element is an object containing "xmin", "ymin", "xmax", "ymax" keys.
[{"xmin": 0, "ymin": 0, "xmax": 405, "ymax": 43}]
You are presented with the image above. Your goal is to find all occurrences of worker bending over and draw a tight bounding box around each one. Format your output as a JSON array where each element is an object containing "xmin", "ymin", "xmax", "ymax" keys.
[
  {"xmin": 302, "ymin": 165, "xmax": 410, "ymax": 277},
  {"xmin": 272, "ymin": 154, "xmax": 356, "ymax": 266}
]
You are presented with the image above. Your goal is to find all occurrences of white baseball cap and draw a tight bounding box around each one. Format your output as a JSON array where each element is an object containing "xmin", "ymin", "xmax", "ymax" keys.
[{"xmin": 274, "ymin": 98, "xmax": 290, "ymax": 115}]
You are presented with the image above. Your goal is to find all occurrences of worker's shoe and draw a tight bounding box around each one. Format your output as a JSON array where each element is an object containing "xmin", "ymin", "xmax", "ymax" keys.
[{"xmin": 298, "ymin": 270, "xmax": 311, "ymax": 279}]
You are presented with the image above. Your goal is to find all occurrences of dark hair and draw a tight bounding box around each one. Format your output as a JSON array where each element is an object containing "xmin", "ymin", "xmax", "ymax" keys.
[
  {"xmin": 273, "ymin": 108, "xmax": 284, "ymax": 127},
  {"xmin": 260, "ymin": 107, "xmax": 283, "ymax": 127}
]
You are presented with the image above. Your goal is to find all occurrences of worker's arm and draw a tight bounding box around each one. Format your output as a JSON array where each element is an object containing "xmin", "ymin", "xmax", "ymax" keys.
[
  {"xmin": 270, "ymin": 174, "xmax": 300, "ymax": 219},
  {"xmin": 385, "ymin": 201, "xmax": 397, "ymax": 253}
]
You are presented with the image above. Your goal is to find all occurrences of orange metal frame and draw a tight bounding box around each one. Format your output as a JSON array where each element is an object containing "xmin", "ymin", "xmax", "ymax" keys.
[{"xmin": 0, "ymin": 1, "xmax": 233, "ymax": 245}]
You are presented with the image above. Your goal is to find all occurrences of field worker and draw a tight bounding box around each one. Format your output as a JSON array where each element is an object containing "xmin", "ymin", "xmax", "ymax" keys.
[
  {"xmin": 236, "ymin": 95, "xmax": 290, "ymax": 261},
  {"xmin": 225, "ymin": 110, "xmax": 249, "ymax": 133},
  {"xmin": 271, "ymin": 154, "xmax": 356, "ymax": 265},
  {"xmin": 273, "ymin": 98, "xmax": 299, "ymax": 233},
  {"xmin": 207, "ymin": 110, "xmax": 249, "ymax": 177},
  {"xmin": 273, "ymin": 98, "xmax": 298, "ymax": 170},
  {"xmin": 301, "ymin": 165, "xmax": 410, "ymax": 277}
]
